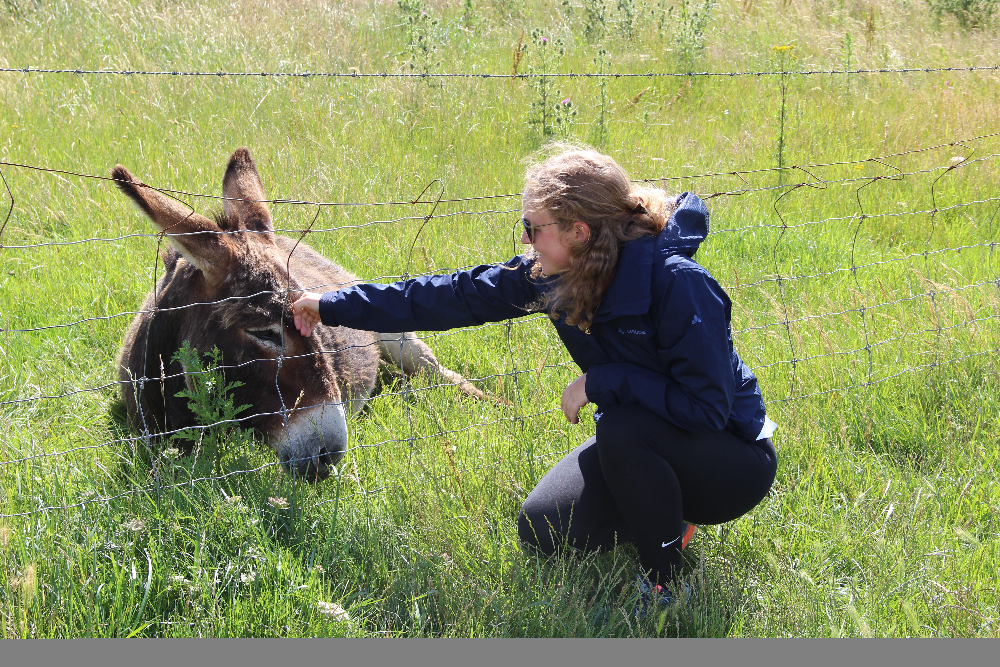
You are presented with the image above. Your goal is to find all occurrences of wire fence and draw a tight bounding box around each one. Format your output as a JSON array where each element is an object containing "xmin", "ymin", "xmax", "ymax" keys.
[
  {"xmin": 1, "ymin": 73, "xmax": 999, "ymax": 521},
  {"xmin": 3, "ymin": 65, "xmax": 999, "ymax": 79}
]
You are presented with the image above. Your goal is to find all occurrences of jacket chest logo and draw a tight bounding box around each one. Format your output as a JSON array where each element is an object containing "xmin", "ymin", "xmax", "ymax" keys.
[{"xmin": 618, "ymin": 328, "xmax": 647, "ymax": 336}]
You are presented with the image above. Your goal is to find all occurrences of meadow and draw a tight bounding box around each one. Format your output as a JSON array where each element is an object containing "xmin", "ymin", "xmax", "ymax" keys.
[{"xmin": 1, "ymin": 0, "xmax": 999, "ymax": 637}]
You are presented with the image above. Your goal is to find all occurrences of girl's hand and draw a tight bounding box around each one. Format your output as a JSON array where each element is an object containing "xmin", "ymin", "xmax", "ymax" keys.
[
  {"xmin": 560, "ymin": 373, "xmax": 590, "ymax": 424},
  {"xmin": 292, "ymin": 292, "xmax": 323, "ymax": 337}
]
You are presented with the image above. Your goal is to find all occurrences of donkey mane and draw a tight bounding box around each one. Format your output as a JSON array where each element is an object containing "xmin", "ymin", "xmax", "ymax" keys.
[{"xmin": 211, "ymin": 209, "xmax": 256, "ymax": 233}]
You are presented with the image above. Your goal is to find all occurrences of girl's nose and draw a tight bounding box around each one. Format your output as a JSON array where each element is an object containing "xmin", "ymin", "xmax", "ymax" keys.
[{"xmin": 521, "ymin": 229, "xmax": 531, "ymax": 245}]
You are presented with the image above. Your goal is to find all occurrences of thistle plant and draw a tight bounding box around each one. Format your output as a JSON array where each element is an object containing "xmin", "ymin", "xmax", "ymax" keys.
[
  {"xmin": 842, "ymin": 31, "xmax": 854, "ymax": 71},
  {"xmin": 771, "ymin": 44, "xmax": 796, "ymax": 184},
  {"xmin": 463, "ymin": 0, "xmax": 475, "ymax": 32},
  {"xmin": 616, "ymin": 0, "xmax": 636, "ymax": 39},
  {"xmin": 926, "ymin": 0, "xmax": 998, "ymax": 29},
  {"xmin": 841, "ymin": 31, "xmax": 854, "ymax": 96},
  {"xmin": 554, "ymin": 97, "xmax": 578, "ymax": 139},
  {"xmin": 527, "ymin": 30, "xmax": 571, "ymax": 139},
  {"xmin": 581, "ymin": 0, "xmax": 609, "ymax": 42},
  {"xmin": 566, "ymin": 0, "xmax": 635, "ymax": 42},
  {"xmin": 397, "ymin": 0, "xmax": 441, "ymax": 76},
  {"xmin": 667, "ymin": 0, "xmax": 717, "ymax": 70},
  {"xmin": 591, "ymin": 48, "xmax": 612, "ymax": 146}
]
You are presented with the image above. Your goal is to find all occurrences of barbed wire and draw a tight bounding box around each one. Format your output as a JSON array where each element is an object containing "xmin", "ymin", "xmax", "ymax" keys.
[
  {"xmin": 0, "ymin": 158, "xmax": 523, "ymax": 210},
  {"xmin": 2, "ymin": 65, "xmax": 998, "ymax": 79},
  {"xmin": 3, "ymin": 130, "xmax": 998, "ymax": 221},
  {"xmin": 3, "ymin": 234, "xmax": 995, "ymax": 338},
  {"xmin": 2, "ymin": 159, "xmax": 993, "ymax": 251},
  {"xmin": 0, "ymin": 208, "xmax": 523, "ymax": 250},
  {"xmin": 648, "ymin": 131, "xmax": 1000, "ymax": 184},
  {"xmin": 697, "ymin": 154, "xmax": 999, "ymax": 203},
  {"xmin": 2, "ymin": 185, "xmax": 994, "ymax": 253}
]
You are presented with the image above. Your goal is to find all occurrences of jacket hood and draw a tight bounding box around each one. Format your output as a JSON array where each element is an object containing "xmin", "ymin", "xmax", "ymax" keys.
[
  {"xmin": 655, "ymin": 191, "xmax": 709, "ymax": 256},
  {"xmin": 589, "ymin": 192, "xmax": 709, "ymax": 322}
]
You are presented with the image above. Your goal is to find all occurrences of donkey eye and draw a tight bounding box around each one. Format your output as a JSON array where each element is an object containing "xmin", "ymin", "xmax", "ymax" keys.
[{"xmin": 246, "ymin": 328, "xmax": 284, "ymax": 347}]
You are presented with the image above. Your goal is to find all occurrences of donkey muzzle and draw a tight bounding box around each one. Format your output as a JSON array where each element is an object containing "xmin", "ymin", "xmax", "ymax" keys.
[{"xmin": 270, "ymin": 402, "xmax": 349, "ymax": 482}]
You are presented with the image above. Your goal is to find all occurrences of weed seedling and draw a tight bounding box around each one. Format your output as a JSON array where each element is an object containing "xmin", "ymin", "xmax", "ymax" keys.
[{"xmin": 169, "ymin": 341, "xmax": 251, "ymax": 477}]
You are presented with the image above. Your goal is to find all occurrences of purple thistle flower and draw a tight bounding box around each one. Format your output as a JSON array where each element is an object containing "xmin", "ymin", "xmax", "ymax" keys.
[
  {"xmin": 561, "ymin": 98, "xmax": 571, "ymax": 105},
  {"xmin": 541, "ymin": 37, "xmax": 548, "ymax": 43}
]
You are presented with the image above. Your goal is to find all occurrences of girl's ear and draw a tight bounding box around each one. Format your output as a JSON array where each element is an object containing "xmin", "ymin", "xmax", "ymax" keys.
[{"xmin": 572, "ymin": 221, "xmax": 591, "ymax": 244}]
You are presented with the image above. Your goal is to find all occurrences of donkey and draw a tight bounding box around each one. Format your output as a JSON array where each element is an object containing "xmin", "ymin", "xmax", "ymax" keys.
[{"xmin": 113, "ymin": 148, "xmax": 484, "ymax": 481}]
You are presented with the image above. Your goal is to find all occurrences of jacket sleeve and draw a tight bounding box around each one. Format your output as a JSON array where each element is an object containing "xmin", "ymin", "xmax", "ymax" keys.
[
  {"xmin": 585, "ymin": 262, "xmax": 735, "ymax": 433},
  {"xmin": 318, "ymin": 256, "xmax": 544, "ymax": 332}
]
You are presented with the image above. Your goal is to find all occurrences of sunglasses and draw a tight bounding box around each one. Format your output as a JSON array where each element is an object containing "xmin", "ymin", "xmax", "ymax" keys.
[{"xmin": 521, "ymin": 217, "xmax": 561, "ymax": 242}]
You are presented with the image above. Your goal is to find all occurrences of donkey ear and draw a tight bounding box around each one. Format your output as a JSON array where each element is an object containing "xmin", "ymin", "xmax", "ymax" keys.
[
  {"xmin": 111, "ymin": 165, "xmax": 233, "ymax": 286},
  {"xmin": 222, "ymin": 148, "xmax": 273, "ymax": 233}
]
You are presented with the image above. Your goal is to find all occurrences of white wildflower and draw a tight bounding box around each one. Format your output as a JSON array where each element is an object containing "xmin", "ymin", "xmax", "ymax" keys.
[
  {"xmin": 317, "ymin": 601, "xmax": 350, "ymax": 622},
  {"xmin": 125, "ymin": 518, "xmax": 146, "ymax": 532}
]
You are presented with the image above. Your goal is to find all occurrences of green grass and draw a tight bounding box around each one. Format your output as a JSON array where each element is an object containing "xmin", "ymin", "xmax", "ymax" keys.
[{"xmin": 1, "ymin": 0, "xmax": 999, "ymax": 637}]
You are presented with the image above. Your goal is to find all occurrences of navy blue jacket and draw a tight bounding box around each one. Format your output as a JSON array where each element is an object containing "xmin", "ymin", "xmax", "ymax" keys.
[{"xmin": 319, "ymin": 192, "xmax": 767, "ymax": 442}]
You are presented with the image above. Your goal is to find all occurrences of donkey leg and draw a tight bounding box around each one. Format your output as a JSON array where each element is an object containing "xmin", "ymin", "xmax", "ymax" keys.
[{"xmin": 375, "ymin": 332, "xmax": 487, "ymax": 401}]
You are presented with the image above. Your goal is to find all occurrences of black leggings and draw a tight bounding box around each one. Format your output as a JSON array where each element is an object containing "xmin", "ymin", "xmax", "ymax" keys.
[{"xmin": 517, "ymin": 404, "xmax": 777, "ymax": 586}]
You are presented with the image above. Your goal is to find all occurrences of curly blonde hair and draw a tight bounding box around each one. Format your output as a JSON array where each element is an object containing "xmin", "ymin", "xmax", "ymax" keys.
[{"xmin": 523, "ymin": 146, "xmax": 678, "ymax": 331}]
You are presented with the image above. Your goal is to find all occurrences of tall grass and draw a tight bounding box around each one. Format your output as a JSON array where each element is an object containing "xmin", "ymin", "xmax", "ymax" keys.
[{"xmin": 1, "ymin": 0, "xmax": 998, "ymax": 636}]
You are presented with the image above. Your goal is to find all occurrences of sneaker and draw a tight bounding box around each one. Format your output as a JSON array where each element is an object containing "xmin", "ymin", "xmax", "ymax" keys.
[
  {"xmin": 634, "ymin": 576, "xmax": 690, "ymax": 619},
  {"xmin": 633, "ymin": 524, "xmax": 696, "ymax": 618},
  {"xmin": 680, "ymin": 522, "xmax": 697, "ymax": 550},
  {"xmin": 658, "ymin": 523, "xmax": 697, "ymax": 551}
]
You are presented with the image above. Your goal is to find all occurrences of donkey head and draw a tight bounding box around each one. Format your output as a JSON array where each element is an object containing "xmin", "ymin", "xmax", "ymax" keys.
[{"xmin": 112, "ymin": 148, "xmax": 366, "ymax": 480}]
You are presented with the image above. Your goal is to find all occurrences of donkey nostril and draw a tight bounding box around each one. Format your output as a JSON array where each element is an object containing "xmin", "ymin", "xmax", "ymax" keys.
[
  {"xmin": 295, "ymin": 457, "xmax": 315, "ymax": 480},
  {"xmin": 308, "ymin": 452, "xmax": 330, "ymax": 482}
]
